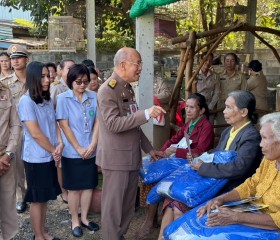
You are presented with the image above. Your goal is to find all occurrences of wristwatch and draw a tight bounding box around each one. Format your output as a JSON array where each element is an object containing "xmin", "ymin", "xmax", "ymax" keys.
[{"xmin": 6, "ymin": 151, "xmax": 15, "ymax": 159}]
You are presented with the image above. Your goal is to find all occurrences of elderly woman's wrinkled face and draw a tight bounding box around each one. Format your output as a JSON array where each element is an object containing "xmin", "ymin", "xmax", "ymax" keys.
[
  {"xmin": 260, "ymin": 122, "xmax": 280, "ymax": 161},
  {"xmin": 185, "ymin": 98, "xmax": 204, "ymax": 121},
  {"xmin": 223, "ymin": 96, "xmax": 247, "ymax": 128}
]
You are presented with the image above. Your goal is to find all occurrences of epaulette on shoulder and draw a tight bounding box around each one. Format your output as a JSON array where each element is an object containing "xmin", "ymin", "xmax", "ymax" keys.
[
  {"xmin": 108, "ymin": 79, "xmax": 117, "ymax": 89},
  {"xmin": 0, "ymin": 82, "xmax": 8, "ymax": 90},
  {"xmin": 52, "ymin": 80, "xmax": 61, "ymax": 86},
  {"xmin": 0, "ymin": 74, "xmax": 13, "ymax": 82}
]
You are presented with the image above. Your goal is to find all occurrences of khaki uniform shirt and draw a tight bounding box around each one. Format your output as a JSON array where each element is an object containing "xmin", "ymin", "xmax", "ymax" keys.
[
  {"xmin": 247, "ymin": 72, "xmax": 268, "ymax": 111},
  {"xmin": 0, "ymin": 83, "xmax": 21, "ymax": 155},
  {"xmin": 153, "ymin": 76, "xmax": 171, "ymax": 110},
  {"xmin": 0, "ymin": 73, "xmax": 25, "ymax": 106},
  {"xmin": 196, "ymin": 69, "xmax": 220, "ymax": 111},
  {"xmin": 96, "ymin": 72, "xmax": 153, "ymax": 171},
  {"xmin": 50, "ymin": 78, "xmax": 69, "ymax": 107},
  {"xmin": 218, "ymin": 70, "xmax": 247, "ymax": 109}
]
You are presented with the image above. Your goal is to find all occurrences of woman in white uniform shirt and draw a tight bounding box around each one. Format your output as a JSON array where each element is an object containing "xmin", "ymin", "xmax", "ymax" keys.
[
  {"xmin": 18, "ymin": 61, "xmax": 63, "ymax": 240},
  {"xmin": 56, "ymin": 64, "xmax": 99, "ymax": 238}
]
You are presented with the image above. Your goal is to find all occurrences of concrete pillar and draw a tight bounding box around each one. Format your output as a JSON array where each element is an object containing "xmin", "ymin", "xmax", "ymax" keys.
[
  {"xmin": 86, "ymin": 0, "xmax": 96, "ymax": 64},
  {"xmin": 135, "ymin": 10, "xmax": 154, "ymax": 144},
  {"xmin": 245, "ymin": 0, "xmax": 257, "ymax": 53}
]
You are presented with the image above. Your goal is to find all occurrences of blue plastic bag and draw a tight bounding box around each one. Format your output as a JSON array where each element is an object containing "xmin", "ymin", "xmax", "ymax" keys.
[
  {"xmin": 169, "ymin": 151, "xmax": 237, "ymax": 207},
  {"xmin": 164, "ymin": 205, "xmax": 280, "ymax": 240},
  {"xmin": 139, "ymin": 157, "xmax": 186, "ymax": 184},
  {"xmin": 146, "ymin": 164, "xmax": 189, "ymax": 205},
  {"xmin": 169, "ymin": 168, "xmax": 228, "ymax": 208},
  {"xmin": 146, "ymin": 151, "xmax": 237, "ymax": 206}
]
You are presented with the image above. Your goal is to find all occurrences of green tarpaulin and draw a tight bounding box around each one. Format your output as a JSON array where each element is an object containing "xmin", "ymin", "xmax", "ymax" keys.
[{"xmin": 130, "ymin": 0, "xmax": 180, "ymax": 19}]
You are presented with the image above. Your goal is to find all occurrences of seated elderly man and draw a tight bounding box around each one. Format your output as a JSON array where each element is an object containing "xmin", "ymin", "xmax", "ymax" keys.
[{"xmin": 197, "ymin": 112, "xmax": 280, "ymax": 231}]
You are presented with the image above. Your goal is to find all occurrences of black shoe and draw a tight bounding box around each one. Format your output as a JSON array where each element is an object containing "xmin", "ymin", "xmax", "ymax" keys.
[
  {"xmin": 81, "ymin": 221, "xmax": 100, "ymax": 232},
  {"xmin": 16, "ymin": 201, "xmax": 27, "ymax": 213},
  {"xmin": 72, "ymin": 226, "xmax": 83, "ymax": 238}
]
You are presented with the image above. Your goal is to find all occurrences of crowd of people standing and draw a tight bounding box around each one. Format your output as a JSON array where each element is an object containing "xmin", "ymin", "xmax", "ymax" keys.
[{"xmin": 0, "ymin": 43, "xmax": 278, "ymax": 240}]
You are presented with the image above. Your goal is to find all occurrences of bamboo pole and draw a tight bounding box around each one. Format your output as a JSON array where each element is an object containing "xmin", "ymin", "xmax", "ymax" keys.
[
  {"xmin": 171, "ymin": 22, "xmax": 280, "ymax": 45},
  {"xmin": 169, "ymin": 46, "xmax": 190, "ymax": 124},
  {"xmin": 250, "ymin": 31, "xmax": 280, "ymax": 64},
  {"xmin": 185, "ymin": 32, "xmax": 196, "ymax": 98},
  {"xmin": 195, "ymin": 35, "xmax": 220, "ymax": 54},
  {"xmin": 186, "ymin": 22, "xmax": 244, "ymax": 91}
]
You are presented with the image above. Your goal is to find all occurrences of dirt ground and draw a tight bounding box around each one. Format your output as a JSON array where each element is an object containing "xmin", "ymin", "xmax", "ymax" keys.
[{"xmin": 14, "ymin": 198, "xmax": 160, "ymax": 240}]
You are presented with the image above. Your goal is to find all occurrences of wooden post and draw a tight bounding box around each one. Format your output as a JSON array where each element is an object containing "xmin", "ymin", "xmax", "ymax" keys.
[
  {"xmin": 185, "ymin": 32, "xmax": 196, "ymax": 99},
  {"xmin": 169, "ymin": 46, "xmax": 190, "ymax": 124}
]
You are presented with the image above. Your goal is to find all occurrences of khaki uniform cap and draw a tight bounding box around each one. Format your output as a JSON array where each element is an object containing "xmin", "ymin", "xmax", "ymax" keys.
[{"xmin": 7, "ymin": 44, "xmax": 30, "ymax": 58}]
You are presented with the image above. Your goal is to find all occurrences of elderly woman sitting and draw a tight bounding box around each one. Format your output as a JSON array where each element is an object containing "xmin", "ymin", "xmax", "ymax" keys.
[
  {"xmin": 197, "ymin": 112, "xmax": 280, "ymax": 231},
  {"xmin": 158, "ymin": 90, "xmax": 263, "ymax": 239}
]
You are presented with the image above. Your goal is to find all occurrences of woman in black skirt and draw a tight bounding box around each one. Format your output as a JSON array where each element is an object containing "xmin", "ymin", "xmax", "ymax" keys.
[
  {"xmin": 18, "ymin": 61, "xmax": 63, "ymax": 240},
  {"xmin": 56, "ymin": 64, "xmax": 99, "ymax": 238}
]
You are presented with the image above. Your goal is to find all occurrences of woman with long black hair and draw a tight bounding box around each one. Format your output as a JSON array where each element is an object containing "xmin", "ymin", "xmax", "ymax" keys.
[{"xmin": 18, "ymin": 61, "xmax": 63, "ymax": 240}]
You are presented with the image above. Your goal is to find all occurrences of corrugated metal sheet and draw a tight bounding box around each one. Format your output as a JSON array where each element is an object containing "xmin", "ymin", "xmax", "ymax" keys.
[
  {"xmin": 0, "ymin": 25, "xmax": 13, "ymax": 40},
  {"xmin": 0, "ymin": 6, "xmax": 32, "ymax": 21}
]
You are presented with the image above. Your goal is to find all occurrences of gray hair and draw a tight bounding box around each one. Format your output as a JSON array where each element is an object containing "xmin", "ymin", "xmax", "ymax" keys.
[
  {"xmin": 260, "ymin": 112, "xmax": 280, "ymax": 140},
  {"xmin": 59, "ymin": 58, "xmax": 74, "ymax": 69},
  {"xmin": 113, "ymin": 48, "xmax": 128, "ymax": 67},
  {"xmin": 228, "ymin": 90, "xmax": 257, "ymax": 124}
]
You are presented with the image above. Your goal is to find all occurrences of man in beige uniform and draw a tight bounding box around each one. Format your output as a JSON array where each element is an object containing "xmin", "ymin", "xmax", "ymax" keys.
[
  {"xmin": 97, "ymin": 47, "xmax": 165, "ymax": 240},
  {"xmin": 1, "ymin": 44, "xmax": 29, "ymax": 213},
  {"xmin": 153, "ymin": 76, "xmax": 171, "ymax": 150},
  {"xmin": 0, "ymin": 82, "xmax": 21, "ymax": 240},
  {"xmin": 50, "ymin": 58, "xmax": 74, "ymax": 203}
]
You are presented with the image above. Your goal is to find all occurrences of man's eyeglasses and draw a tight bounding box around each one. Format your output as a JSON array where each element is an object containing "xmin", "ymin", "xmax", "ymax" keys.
[
  {"xmin": 74, "ymin": 80, "xmax": 90, "ymax": 85},
  {"xmin": 126, "ymin": 61, "xmax": 143, "ymax": 68}
]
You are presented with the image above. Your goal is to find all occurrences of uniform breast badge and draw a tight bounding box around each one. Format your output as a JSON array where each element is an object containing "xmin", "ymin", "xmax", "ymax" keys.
[
  {"xmin": 108, "ymin": 79, "xmax": 117, "ymax": 89},
  {"xmin": 0, "ymin": 95, "xmax": 8, "ymax": 101}
]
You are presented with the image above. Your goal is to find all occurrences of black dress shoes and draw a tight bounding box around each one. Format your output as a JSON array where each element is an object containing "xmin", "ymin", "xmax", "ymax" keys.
[
  {"xmin": 16, "ymin": 201, "xmax": 27, "ymax": 213},
  {"xmin": 81, "ymin": 221, "xmax": 100, "ymax": 232},
  {"xmin": 72, "ymin": 226, "xmax": 83, "ymax": 238}
]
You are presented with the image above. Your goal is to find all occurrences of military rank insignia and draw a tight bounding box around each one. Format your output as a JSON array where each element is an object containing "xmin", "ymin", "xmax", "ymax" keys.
[
  {"xmin": 52, "ymin": 81, "xmax": 61, "ymax": 85},
  {"xmin": 108, "ymin": 79, "xmax": 117, "ymax": 89}
]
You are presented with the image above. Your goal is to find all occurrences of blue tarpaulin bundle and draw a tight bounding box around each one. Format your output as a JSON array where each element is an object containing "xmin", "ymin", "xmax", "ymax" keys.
[
  {"xmin": 146, "ymin": 151, "xmax": 237, "ymax": 207},
  {"xmin": 140, "ymin": 157, "xmax": 186, "ymax": 184},
  {"xmin": 164, "ymin": 205, "xmax": 280, "ymax": 240}
]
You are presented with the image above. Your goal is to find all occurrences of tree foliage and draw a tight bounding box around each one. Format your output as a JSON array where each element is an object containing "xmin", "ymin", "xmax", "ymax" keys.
[
  {"xmin": 1, "ymin": 0, "xmax": 280, "ymax": 51},
  {"xmin": 0, "ymin": 0, "xmax": 135, "ymax": 40}
]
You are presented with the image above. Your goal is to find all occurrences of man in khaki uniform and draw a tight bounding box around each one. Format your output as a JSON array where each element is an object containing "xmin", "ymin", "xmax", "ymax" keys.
[
  {"xmin": 97, "ymin": 47, "xmax": 165, "ymax": 240},
  {"xmin": 0, "ymin": 82, "xmax": 21, "ymax": 240},
  {"xmin": 1, "ymin": 44, "xmax": 29, "ymax": 213}
]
